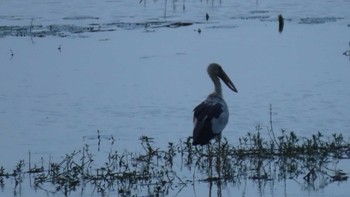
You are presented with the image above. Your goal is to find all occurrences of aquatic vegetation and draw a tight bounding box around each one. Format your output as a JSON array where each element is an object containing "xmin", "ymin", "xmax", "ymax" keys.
[
  {"xmin": 0, "ymin": 129, "xmax": 349, "ymax": 196},
  {"xmin": 0, "ymin": 21, "xmax": 197, "ymax": 38},
  {"xmin": 298, "ymin": 17, "xmax": 343, "ymax": 24}
]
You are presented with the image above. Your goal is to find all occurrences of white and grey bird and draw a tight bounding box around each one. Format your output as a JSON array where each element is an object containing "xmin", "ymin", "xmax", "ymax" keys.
[{"xmin": 192, "ymin": 63, "xmax": 237, "ymax": 145}]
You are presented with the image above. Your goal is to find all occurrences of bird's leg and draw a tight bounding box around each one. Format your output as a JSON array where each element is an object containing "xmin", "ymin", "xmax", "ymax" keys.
[
  {"xmin": 208, "ymin": 143, "xmax": 212, "ymax": 178},
  {"xmin": 215, "ymin": 135, "xmax": 222, "ymax": 178}
]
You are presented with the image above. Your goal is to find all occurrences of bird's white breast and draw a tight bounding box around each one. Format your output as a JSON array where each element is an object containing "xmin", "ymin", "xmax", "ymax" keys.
[{"xmin": 206, "ymin": 95, "xmax": 229, "ymax": 134}]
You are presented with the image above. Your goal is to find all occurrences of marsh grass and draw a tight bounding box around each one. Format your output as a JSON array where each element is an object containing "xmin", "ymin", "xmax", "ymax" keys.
[{"xmin": 0, "ymin": 128, "xmax": 349, "ymax": 196}]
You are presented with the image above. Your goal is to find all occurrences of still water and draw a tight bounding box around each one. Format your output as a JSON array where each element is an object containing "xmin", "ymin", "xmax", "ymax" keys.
[{"xmin": 0, "ymin": 0, "xmax": 349, "ymax": 196}]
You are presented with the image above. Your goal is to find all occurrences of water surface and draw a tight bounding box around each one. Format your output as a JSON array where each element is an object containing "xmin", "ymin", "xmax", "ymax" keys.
[{"xmin": 0, "ymin": 0, "xmax": 350, "ymax": 196}]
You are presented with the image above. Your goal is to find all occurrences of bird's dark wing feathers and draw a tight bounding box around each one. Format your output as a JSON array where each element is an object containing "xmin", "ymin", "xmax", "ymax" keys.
[
  {"xmin": 192, "ymin": 101, "xmax": 223, "ymax": 145},
  {"xmin": 194, "ymin": 102, "xmax": 223, "ymax": 119}
]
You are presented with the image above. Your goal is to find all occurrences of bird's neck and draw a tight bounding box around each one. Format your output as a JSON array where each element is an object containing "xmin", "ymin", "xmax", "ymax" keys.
[{"xmin": 210, "ymin": 75, "xmax": 223, "ymax": 97}]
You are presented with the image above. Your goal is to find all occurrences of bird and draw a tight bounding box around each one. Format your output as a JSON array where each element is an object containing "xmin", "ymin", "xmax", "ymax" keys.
[{"xmin": 192, "ymin": 63, "xmax": 238, "ymax": 146}]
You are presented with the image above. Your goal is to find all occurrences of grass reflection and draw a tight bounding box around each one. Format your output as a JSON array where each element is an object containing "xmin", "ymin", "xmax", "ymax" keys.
[{"xmin": 0, "ymin": 129, "xmax": 349, "ymax": 196}]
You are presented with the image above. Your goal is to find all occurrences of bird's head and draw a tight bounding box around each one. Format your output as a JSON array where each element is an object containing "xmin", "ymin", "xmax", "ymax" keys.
[{"xmin": 207, "ymin": 63, "xmax": 238, "ymax": 93}]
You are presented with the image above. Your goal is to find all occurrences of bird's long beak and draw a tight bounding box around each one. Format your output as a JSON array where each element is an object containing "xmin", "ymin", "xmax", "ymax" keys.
[{"xmin": 219, "ymin": 70, "xmax": 238, "ymax": 93}]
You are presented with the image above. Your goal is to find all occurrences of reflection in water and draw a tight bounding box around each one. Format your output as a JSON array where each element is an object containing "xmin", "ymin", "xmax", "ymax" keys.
[
  {"xmin": 0, "ymin": 131, "xmax": 349, "ymax": 196},
  {"xmin": 183, "ymin": 130, "xmax": 349, "ymax": 197},
  {"xmin": 206, "ymin": 150, "xmax": 222, "ymax": 197}
]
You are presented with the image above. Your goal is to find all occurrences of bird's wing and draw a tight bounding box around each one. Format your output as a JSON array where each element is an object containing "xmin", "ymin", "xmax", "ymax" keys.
[
  {"xmin": 192, "ymin": 101, "xmax": 224, "ymax": 145},
  {"xmin": 193, "ymin": 101, "xmax": 223, "ymax": 121}
]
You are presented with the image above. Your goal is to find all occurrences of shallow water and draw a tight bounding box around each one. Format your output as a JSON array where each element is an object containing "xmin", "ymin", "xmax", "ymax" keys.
[{"xmin": 0, "ymin": 0, "xmax": 350, "ymax": 196}]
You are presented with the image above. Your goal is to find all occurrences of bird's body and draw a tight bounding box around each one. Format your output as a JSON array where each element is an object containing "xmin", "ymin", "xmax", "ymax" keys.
[
  {"xmin": 192, "ymin": 93, "xmax": 229, "ymax": 145},
  {"xmin": 192, "ymin": 63, "xmax": 237, "ymax": 146}
]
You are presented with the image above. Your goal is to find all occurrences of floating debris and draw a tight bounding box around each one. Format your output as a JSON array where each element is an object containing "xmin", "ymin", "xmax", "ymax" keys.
[
  {"xmin": 343, "ymin": 42, "xmax": 350, "ymax": 59},
  {"xmin": 343, "ymin": 50, "xmax": 350, "ymax": 56},
  {"xmin": 9, "ymin": 49, "xmax": 14, "ymax": 60},
  {"xmin": 206, "ymin": 13, "xmax": 209, "ymax": 21}
]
